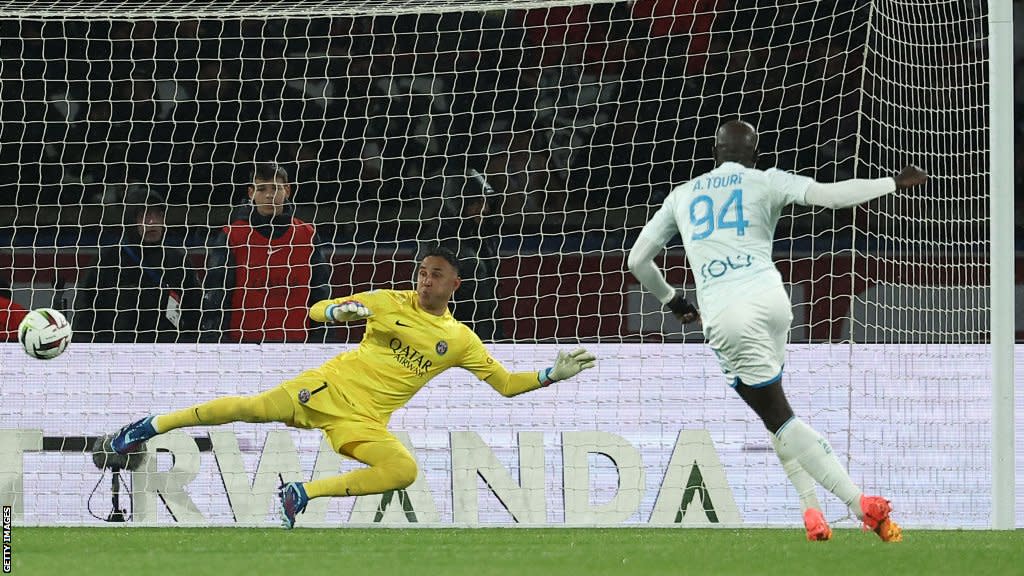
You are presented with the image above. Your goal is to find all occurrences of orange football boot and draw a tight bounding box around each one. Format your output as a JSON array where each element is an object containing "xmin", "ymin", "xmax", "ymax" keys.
[
  {"xmin": 860, "ymin": 495, "xmax": 902, "ymax": 542},
  {"xmin": 803, "ymin": 508, "xmax": 833, "ymax": 541}
]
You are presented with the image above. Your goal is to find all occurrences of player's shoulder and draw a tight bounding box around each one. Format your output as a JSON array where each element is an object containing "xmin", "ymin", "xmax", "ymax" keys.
[
  {"xmin": 371, "ymin": 289, "xmax": 416, "ymax": 303},
  {"xmin": 456, "ymin": 318, "xmax": 481, "ymax": 338},
  {"xmin": 761, "ymin": 166, "xmax": 794, "ymax": 178},
  {"xmin": 662, "ymin": 177, "xmax": 699, "ymax": 205},
  {"xmin": 438, "ymin": 313, "xmax": 480, "ymax": 340},
  {"xmin": 351, "ymin": 290, "xmax": 408, "ymax": 319},
  {"xmin": 453, "ymin": 321, "xmax": 487, "ymax": 352},
  {"xmin": 760, "ymin": 165, "xmax": 812, "ymax": 181},
  {"xmin": 712, "ymin": 163, "xmax": 794, "ymax": 194},
  {"xmin": 760, "ymin": 166, "xmax": 815, "ymax": 194},
  {"xmin": 714, "ymin": 162, "xmax": 772, "ymax": 181}
]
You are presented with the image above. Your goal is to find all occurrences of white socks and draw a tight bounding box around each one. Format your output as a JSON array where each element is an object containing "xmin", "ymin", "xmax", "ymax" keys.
[
  {"xmin": 770, "ymin": 432, "xmax": 821, "ymax": 512},
  {"xmin": 773, "ymin": 417, "xmax": 864, "ymax": 519}
]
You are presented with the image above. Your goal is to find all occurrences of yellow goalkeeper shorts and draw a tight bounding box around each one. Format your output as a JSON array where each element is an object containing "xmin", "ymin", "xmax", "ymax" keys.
[{"xmin": 274, "ymin": 368, "xmax": 397, "ymax": 454}]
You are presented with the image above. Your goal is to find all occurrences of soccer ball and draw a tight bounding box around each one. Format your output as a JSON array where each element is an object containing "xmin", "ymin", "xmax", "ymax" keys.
[{"xmin": 18, "ymin": 308, "xmax": 72, "ymax": 360}]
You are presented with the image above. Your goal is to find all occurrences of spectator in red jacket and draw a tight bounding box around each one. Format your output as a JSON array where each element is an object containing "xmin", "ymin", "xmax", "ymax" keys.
[
  {"xmin": 200, "ymin": 162, "xmax": 331, "ymax": 343},
  {"xmin": 0, "ymin": 281, "xmax": 28, "ymax": 342}
]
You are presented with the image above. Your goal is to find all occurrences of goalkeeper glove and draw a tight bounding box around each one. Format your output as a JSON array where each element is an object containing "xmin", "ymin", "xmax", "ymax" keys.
[
  {"xmin": 666, "ymin": 293, "xmax": 699, "ymax": 324},
  {"xmin": 325, "ymin": 301, "xmax": 372, "ymax": 322},
  {"xmin": 538, "ymin": 348, "xmax": 597, "ymax": 386}
]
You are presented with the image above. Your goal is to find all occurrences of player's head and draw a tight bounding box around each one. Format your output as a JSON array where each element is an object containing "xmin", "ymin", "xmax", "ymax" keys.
[
  {"xmin": 713, "ymin": 120, "xmax": 758, "ymax": 167},
  {"xmin": 248, "ymin": 162, "xmax": 291, "ymax": 217},
  {"xmin": 416, "ymin": 245, "xmax": 461, "ymax": 314}
]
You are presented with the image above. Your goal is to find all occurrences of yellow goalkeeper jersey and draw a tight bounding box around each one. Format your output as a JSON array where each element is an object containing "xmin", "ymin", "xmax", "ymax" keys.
[{"xmin": 309, "ymin": 290, "xmax": 542, "ymax": 423}]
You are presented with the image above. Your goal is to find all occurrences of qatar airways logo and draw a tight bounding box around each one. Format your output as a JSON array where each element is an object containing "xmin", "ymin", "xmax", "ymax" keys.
[{"xmin": 389, "ymin": 337, "xmax": 433, "ymax": 377}]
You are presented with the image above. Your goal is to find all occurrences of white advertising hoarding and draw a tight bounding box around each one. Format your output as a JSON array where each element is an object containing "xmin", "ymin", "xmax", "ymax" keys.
[{"xmin": 1, "ymin": 343, "xmax": 1021, "ymax": 527}]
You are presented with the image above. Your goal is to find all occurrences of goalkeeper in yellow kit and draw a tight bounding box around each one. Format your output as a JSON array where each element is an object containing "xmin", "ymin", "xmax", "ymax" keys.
[{"xmin": 109, "ymin": 246, "xmax": 597, "ymax": 528}]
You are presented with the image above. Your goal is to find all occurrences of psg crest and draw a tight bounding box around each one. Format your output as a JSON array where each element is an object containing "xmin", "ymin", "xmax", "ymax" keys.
[{"xmin": 435, "ymin": 340, "xmax": 448, "ymax": 356}]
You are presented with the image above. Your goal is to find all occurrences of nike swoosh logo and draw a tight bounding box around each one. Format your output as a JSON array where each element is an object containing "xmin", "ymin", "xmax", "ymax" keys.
[{"xmin": 395, "ymin": 320, "xmax": 413, "ymax": 327}]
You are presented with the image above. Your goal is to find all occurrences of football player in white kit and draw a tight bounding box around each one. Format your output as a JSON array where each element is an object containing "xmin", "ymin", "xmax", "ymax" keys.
[{"xmin": 628, "ymin": 120, "xmax": 927, "ymax": 541}]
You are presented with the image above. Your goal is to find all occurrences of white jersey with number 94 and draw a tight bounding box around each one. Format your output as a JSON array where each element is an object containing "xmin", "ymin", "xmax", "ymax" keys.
[{"xmin": 637, "ymin": 161, "xmax": 813, "ymax": 322}]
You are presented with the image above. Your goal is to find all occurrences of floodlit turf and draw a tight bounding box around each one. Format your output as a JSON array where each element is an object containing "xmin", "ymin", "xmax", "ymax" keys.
[{"xmin": 11, "ymin": 527, "xmax": 1024, "ymax": 576}]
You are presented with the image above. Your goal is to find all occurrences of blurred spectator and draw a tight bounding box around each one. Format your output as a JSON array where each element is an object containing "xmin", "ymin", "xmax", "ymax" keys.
[
  {"xmin": 200, "ymin": 162, "xmax": 331, "ymax": 343},
  {"xmin": 420, "ymin": 168, "xmax": 504, "ymax": 341},
  {"xmin": 73, "ymin": 188, "xmax": 202, "ymax": 342},
  {"xmin": 0, "ymin": 280, "xmax": 29, "ymax": 342},
  {"xmin": 523, "ymin": 5, "xmax": 603, "ymax": 67},
  {"xmin": 630, "ymin": 0, "xmax": 722, "ymax": 75},
  {"xmin": 486, "ymin": 130, "xmax": 567, "ymax": 218},
  {"xmin": 1, "ymin": 4, "xmax": 1013, "ymax": 253}
]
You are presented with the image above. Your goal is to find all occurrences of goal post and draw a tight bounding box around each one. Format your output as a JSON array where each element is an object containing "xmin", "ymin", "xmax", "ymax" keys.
[
  {"xmin": 0, "ymin": 0, "xmax": 1016, "ymax": 528},
  {"xmin": 986, "ymin": 0, "xmax": 1015, "ymax": 531}
]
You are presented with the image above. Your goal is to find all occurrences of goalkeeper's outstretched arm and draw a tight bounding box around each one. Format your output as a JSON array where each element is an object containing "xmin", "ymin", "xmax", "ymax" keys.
[
  {"xmin": 483, "ymin": 348, "xmax": 598, "ymax": 397},
  {"xmin": 310, "ymin": 298, "xmax": 372, "ymax": 323}
]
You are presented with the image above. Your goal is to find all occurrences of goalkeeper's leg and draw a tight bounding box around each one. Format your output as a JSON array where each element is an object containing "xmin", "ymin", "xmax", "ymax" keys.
[
  {"xmin": 110, "ymin": 387, "xmax": 295, "ymax": 455},
  {"xmin": 305, "ymin": 438, "xmax": 418, "ymax": 498},
  {"xmin": 155, "ymin": 387, "xmax": 295, "ymax": 431},
  {"xmin": 277, "ymin": 436, "xmax": 417, "ymax": 528}
]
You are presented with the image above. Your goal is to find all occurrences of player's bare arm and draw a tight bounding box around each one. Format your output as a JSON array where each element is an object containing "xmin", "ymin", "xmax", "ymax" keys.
[{"xmin": 894, "ymin": 164, "xmax": 928, "ymax": 189}]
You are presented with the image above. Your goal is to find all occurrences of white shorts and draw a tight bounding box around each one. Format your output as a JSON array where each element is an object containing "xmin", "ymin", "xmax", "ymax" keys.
[{"xmin": 702, "ymin": 286, "xmax": 792, "ymax": 388}]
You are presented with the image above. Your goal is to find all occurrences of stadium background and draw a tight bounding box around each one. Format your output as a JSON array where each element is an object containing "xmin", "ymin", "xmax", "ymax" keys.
[{"xmin": 2, "ymin": 1, "xmax": 1017, "ymax": 343}]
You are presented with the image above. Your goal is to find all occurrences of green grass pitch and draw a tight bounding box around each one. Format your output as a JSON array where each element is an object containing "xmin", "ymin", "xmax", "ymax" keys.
[{"xmin": 12, "ymin": 527, "xmax": 1024, "ymax": 575}]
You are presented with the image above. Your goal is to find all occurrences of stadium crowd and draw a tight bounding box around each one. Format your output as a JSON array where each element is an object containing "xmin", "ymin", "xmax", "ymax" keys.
[
  {"xmin": 0, "ymin": 1, "xmax": 1012, "ymax": 343},
  {"xmin": 0, "ymin": 2, "xmax": 911, "ymax": 248}
]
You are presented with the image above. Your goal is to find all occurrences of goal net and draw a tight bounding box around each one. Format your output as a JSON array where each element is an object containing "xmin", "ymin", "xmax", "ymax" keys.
[{"xmin": 0, "ymin": 0, "xmax": 1016, "ymax": 527}]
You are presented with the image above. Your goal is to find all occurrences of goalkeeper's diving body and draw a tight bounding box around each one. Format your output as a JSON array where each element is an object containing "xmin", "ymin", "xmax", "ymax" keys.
[
  {"xmin": 627, "ymin": 120, "xmax": 927, "ymax": 542},
  {"xmin": 109, "ymin": 246, "xmax": 597, "ymax": 528}
]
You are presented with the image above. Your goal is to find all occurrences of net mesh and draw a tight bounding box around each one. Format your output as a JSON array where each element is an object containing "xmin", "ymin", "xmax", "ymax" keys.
[{"xmin": 0, "ymin": 0, "xmax": 1014, "ymax": 527}]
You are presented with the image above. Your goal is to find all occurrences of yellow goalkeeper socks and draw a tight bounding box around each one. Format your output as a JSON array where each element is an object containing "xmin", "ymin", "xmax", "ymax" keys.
[
  {"xmin": 153, "ymin": 388, "xmax": 294, "ymax": 433},
  {"xmin": 305, "ymin": 440, "xmax": 418, "ymax": 498}
]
